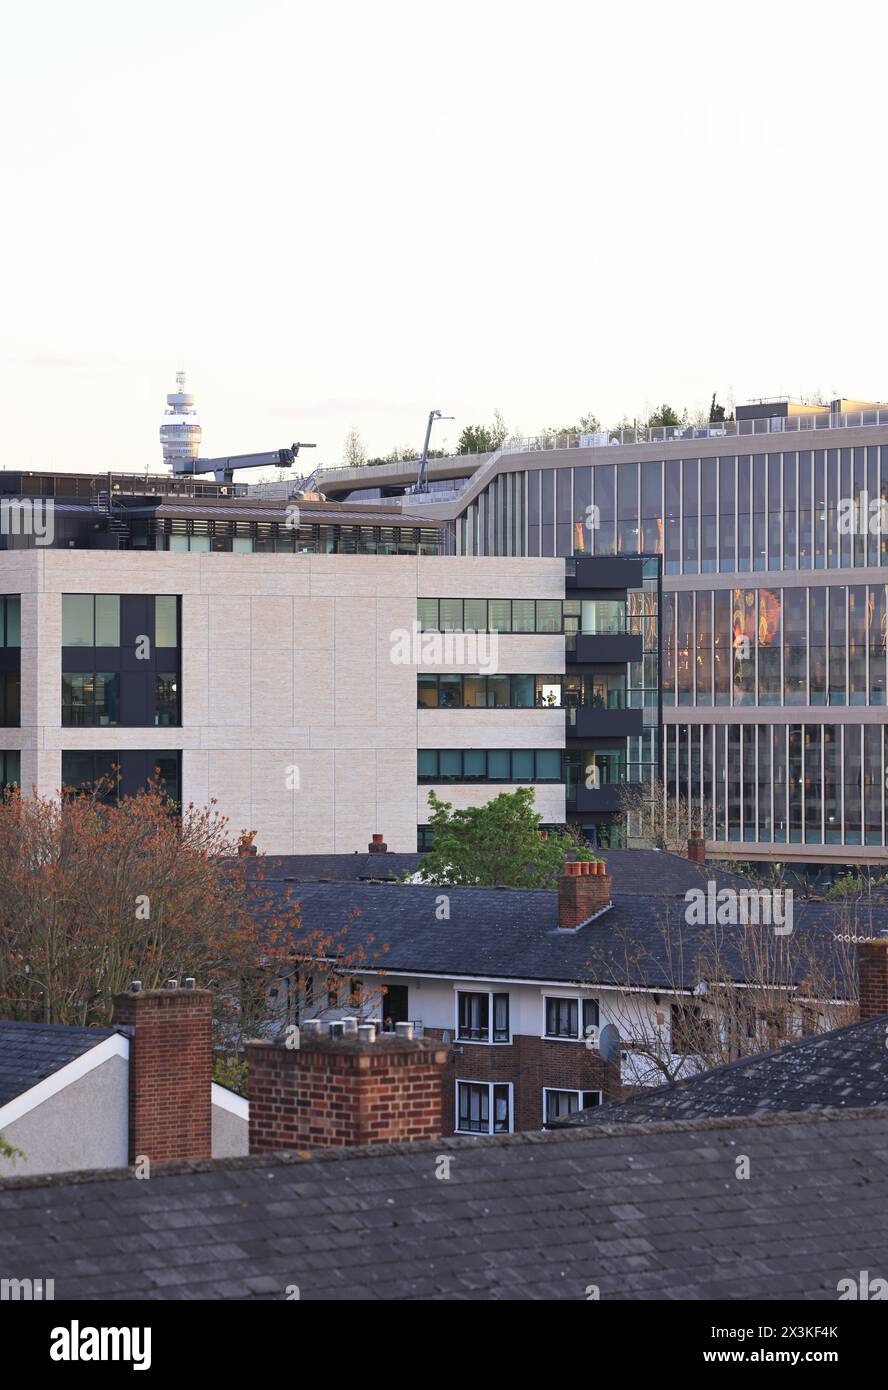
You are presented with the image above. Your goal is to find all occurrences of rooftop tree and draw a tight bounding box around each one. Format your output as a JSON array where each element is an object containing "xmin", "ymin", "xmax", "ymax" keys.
[{"xmin": 417, "ymin": 787, "xmax": 571, "ymax": 888}]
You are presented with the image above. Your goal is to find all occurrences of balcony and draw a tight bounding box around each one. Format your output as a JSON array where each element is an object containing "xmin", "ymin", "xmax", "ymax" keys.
[
  {"xmin": 566, "ymin": 783, "xmax": 626, "ymax": 814},
  {"xmin": 566, "ymin": 705, "xmax": 644, "ymax": 739},
  {"xmin": 567, "ymin": 631, "xmax": 642, "ymax": 664}
]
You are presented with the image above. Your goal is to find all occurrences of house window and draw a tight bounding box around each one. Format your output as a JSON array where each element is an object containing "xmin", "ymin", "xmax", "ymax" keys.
[
  {"xmin": 544, "ymin": 996, "xmax": 599, "ymax": 1041},
  {"xmin": 671, "ymin": 1003, "xmax": 714, "ymax": 1054},
  {"xmin": 543, "ymin": 1089, "xmax": 602, "ymax": 1126},
  {"xmin": 456, "ymin": 1081, "xmax": 512, "ymax": 1134},
  {"xmin": 457, "ymin": 991, "xmax": 510, "ymax": 1043}
]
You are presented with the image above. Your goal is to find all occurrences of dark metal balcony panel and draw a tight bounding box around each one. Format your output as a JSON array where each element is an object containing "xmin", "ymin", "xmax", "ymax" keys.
[
  {"xmin": 566, "ymin": 556, "xmax": 644, "ymax": 591},
  {"xmin": 567, "ymin": 707, "xmax": 644, "ymax": 740},
  {"xmin": 568, "ymin": 633, "xmax": 642, "ymax": 664},
  {"xmin": 566, "ymin": 785, "xmax": 625, "ymax": 814}
]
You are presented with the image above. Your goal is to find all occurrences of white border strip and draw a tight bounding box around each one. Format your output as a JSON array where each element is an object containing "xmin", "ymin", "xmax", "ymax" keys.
[{"xmin": 0, "ymin": 1032, "xmax": 129, "ymax": 1130}]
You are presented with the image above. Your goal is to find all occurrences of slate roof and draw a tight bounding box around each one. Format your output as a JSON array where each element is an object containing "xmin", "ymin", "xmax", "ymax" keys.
[
  {"xmin": 243, "ymin": 852, "xmax": 422, "ymax": 882},
  {"xmin": 598, "ymin": 849, "xmax": 752, "ymax": 896},
  {"xmin": 0, "ymin": 1021, "xmax": 120, "ymax": 1107},
  {"xmin": 1, "ymin": 1108, "xmax": 886, "ymax": 1299},
  {"xmin": 245, "ymin": 848, "xmax": 752, "ymax": 896},
  {"xmin": 255, "ymin": 880, "xmax": 886, "ymax": 993},
  {"xmin": 557, "ymin": 1012, "xmax": 888, "ymax": 1127}
]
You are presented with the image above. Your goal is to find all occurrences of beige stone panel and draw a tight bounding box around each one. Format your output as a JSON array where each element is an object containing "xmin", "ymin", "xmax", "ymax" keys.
[
  {"xmin": 252, "ymin": 645, "xmax": 294, "ymax": 727},
  {"xmin": 294, "ymin": 648, "xmax": 334, "ymax": 725},
  {"xmin": 292, "ymin": 750, "xmax": 335, "ymax": 851},
  {"xmin": 206, "ymin": 749, "xmax": 252, "ymax": 839},
  {"xmin": 418, "ymin": 556, "xmax": 564, "ymax": 599},
  {"xmin": 309, "ymin": 555, "xmax": 418, "ymax": 599},
  {"xmin": 32, "ymin": 748, "xmax": 60, "ymax": 799},
  {"xmin": 183, "ymin": 749, "xmax": 209, "ymax": 812},
  {"xmin": 199, "ymin": 554, "xmax": 311, "ymax": 597},
  {"xmin": 294, "ymin": 597, "xmax": 335, "ymax": 651},
  {"xmin": 33, "ymin": 592, "xmax": 61, "ymax": 731},
  {"xmin": 199, "ymin": 725, "xmax": 309, "ymax": 751},
  {"xmin": 43, "ymin": 551, "xmax": 200, "ymax": 595},
  {"xmin": 19, "ymin": 748, "xmax": 42, "ymax": 797},
  {"xmin": 418, "ymin": 710, "xmax": 565, "ymax": 749},
  {"xmin": 332, "ymin": 749, "xmax": 380, "ymax": 851},
  {"xmin": 333, "ymin": 597, "xmax": 378, "ymax": 660},
  {"xmin": 208, "ymin": 643, "xmax": 251, "ymax": 726},
  {"xmin": 52, "ymin": 728, "xmax": 194, "ymax": 751},
  {"xmin": 0, "ymin": 551, "xmax": 41, "ymax": 594},
  {"xmin": 208, "ymin": 595, "xmax": 251, "ymax": 649},
  {"xmin": 417, "ymin": 783, "xmax": 565, "ymax": 823},
  {"xmin": 251, "ymin": 594, "xmax": 293, "ymax": 648}
]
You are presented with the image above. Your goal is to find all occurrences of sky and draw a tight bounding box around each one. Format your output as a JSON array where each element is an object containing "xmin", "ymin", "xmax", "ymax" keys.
[{"xmin": 1, "ymin": 0, "xmax": 887, "ymax": 477}]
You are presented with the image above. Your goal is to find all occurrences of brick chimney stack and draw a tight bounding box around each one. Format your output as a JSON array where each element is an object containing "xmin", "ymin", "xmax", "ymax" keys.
[
  {"xmin": 858, "ymin": 938, "xmax": 888, "ymax": 1021},
  {"xmin": 247, "ymin": 1024, "xmax": 448, "ymax": 1152},
  {"xmin": 688, "ymin": 829, "xmax": 706, "ymax": 865},
  {"xmin": 558, "ymin": 861, "xmax": 612, "ymax": 930},
  {"xmin": 112, "ymin": 979, "xmax": 213, "ymax": 1164},
  {"xmin": 368, "ymin": 833, "xmax": 387, "ymax": 854}
]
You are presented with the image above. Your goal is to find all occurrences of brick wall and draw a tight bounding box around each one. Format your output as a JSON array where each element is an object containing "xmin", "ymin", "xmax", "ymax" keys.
[
  {"xmin": 858, "ymin": 940, "xmax": 888, "ymax": 1021},
  {"xmin": 112, "ymin": 984, "xmax": 213, "ymax": 1164},
  {"xmin": 247, "ymin": 1035, "xmax": 449, "ymax": 1151},
  {"xmin": 425, "ymin": 1030, "xmax": 622, "ymax": 1132}
]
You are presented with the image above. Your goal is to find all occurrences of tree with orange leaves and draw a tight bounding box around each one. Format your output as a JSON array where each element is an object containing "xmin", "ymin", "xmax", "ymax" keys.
[{"xmin": 0, "ymin": 779, "xmax": 385, "ymax": 1066}]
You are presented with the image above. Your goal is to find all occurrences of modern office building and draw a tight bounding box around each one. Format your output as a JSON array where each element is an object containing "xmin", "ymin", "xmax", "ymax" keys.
[
  {"xmin": 0, "ymin": 469, "xmax": 657, "ymax": 850},
  {"xmin": 318, "ymin": 397, "xmax": 888, "ymax": 865}
]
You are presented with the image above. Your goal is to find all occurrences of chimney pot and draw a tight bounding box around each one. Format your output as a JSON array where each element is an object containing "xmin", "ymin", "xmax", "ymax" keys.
[
  {"xmin": 165, "ymin": 978, "xmax": 178, "ymax": 990},
  {"xmin": 559, "ymin": 864, "xmax": 612, "ymax": 929},
  {"xmin": 395, "ymin": 1021, "xmax": 414, "ymax": 1040},
  {"xmin": 358, "ymin": 1023, "xmax": 377, "ymax": 1043},
  {"xmin": 184, "ymin": 977, "xmax": 196, "ymax": 990},
  {"xmin": 687, "ymin": 831, "xmax": 707, "ymax": 865},
  {"xmin": 130, "ymin": 979, "xmax": 142, "ymax": 993},
  {"xmin": 858, "ymin": 938, "xmax": 888, "ymax": 1021},
  {"xmin": 368, "ymin": 834, "xmax": 388, "ymax": 853}
]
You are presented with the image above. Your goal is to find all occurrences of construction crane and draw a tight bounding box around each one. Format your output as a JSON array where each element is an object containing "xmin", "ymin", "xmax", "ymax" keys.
[
  {"xmin": 171, "ymin": 442, "xmax": 316, "ymax": 486},
  {"xmin": 408, "ymin": 410, "xmax": 454, "ymax": 494}
]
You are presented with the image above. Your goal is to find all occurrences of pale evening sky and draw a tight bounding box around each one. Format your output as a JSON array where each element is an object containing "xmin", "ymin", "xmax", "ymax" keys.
[{"xmin": 1, "ymin": 0, "xmax": 886, "ymax": 476}]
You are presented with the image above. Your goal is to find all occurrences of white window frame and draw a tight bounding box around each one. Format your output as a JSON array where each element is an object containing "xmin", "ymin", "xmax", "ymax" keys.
[
  {"xmin": 453, "ymin": 988, "xmax": 511, "ymax": 1045},
  {"xmin": 454, "ymin": 1079, "xmax": 514, "ymax": 1136},
  {"xmin": 541, "ymin": 991, "xmax": 600, "ymax": 1043},
  {"xmin": 542, "ymin": 1087, "xmax": 602, "ymax": 1126}
]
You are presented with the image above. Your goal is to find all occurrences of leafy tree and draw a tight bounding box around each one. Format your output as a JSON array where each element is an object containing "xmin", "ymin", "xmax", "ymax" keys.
[
  {"xmin": 342, "ymin": 427, "xmax": 366, "ymax": 468},
  {"xmin": 647, "ymin": 404, "xmax": 683, "ymax": 428},
  {"xmin": 456, "ymin": 410, "xmax": 508, "ymax": 455},
  {"xmin": 0, "ymin": 781, "xmax": 378, "ymax": 1059},
  {"xmin": 709, "ymin": 393, "xmax": 726, "ymax": 424},
  {"xmin": 417, "ymin": 788, "xmax": 569, "ymax": 887}
]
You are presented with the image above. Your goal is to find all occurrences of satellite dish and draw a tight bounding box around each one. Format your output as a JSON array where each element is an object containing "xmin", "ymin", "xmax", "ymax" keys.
[{"xmin": 598, "ymin": 1023, "xmax": 620, "ymax": 1063}]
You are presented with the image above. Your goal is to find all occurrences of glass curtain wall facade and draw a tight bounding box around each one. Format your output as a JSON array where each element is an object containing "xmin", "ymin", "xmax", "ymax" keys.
[{"xmin": 455, "ymin": 428, "xmax": 888, "ymax": 857}]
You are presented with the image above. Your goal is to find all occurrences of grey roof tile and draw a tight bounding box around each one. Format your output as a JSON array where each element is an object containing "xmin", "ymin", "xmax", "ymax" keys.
[{"xmin": 2, "ymin": 1109, "xmax": 888, "ymax": 1301}]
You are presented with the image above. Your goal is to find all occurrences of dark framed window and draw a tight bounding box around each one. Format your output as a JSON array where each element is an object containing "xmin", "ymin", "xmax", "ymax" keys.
[
  {"xmin": 0, "ymin": 750, "xmax": 20, "ymax": 789},
  {"xmin": 154, "ymin": 673, "xmax": 180, "ymax": 726},
  {"xmin": 0, "ymin": 672, "xmax": 20, "ymax": 727},
  {"xmin": 457, "ymin": 990, "xmax": 509, "ymax": 1043},
  {"xmin": 545, "ymin": 996, "xmax": 601, "ymax": 1041},
  {"xmin": 416, "ymin": 749, "xmax": 565, "ymax": 783},
  {"xmin": 415, "ymin": 598, "xmax": 577, "ymax": 634},
  {"xmin": 543, "ymin": 1089, "xmax": 601, "ymax": 1125},
  {"xmin": 61, "ymin": 672, "xmax": 119, "ymax": 727},
  {"xmin": 456, "ymin": 1081, "xmax": 512, "ymax": 1134},
  {"xmin": 0, "ymin": 596, "xmax": 20, "ymax": 648},
  {"xmin": 416, "ymin": 674, "xmax": 564, "ymax": 709}
]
